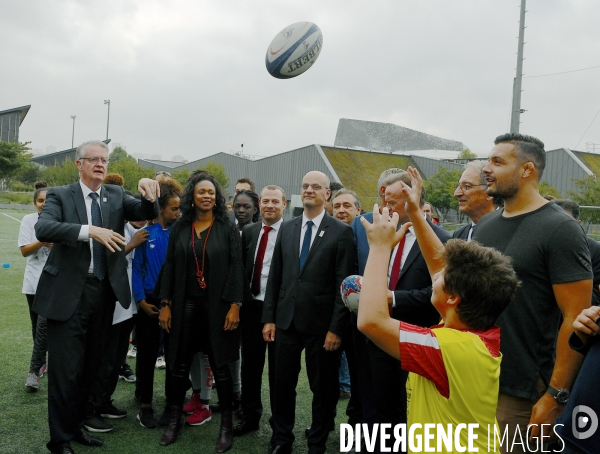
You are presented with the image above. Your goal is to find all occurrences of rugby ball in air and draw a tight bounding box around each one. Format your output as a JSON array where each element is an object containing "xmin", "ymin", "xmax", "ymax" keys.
[
  {"xmin": 265, "ymin": 21, "xmax": 323, "ymax": 79},
  {"xmin": 341, "ymin": 275, "xmax": 362, "ymax": 313}
]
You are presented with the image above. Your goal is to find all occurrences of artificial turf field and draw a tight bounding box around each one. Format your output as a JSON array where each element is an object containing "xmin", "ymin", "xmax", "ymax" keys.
[{"xmin": 0, "ymin": 209, "xmax": 348, "ymax": 454}]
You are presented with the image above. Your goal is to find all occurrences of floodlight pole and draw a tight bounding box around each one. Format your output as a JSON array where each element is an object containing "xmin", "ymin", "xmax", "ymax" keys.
[
  {"xmin": 104, "ymin": 99, "xmax": 111, "ymax": 140},
  {"xmin": 510, "ymin": 0, "xmax": 527, "ymax": 133},
  {"xmin": 71, "ymin": 115, "xmax": 76, "ymax": 148}
]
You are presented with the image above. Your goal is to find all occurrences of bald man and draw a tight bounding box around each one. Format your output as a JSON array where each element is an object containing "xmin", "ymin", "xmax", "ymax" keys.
[{"xmin": 263, "ymin": 171, "xmax": 355, "ymax": 454}]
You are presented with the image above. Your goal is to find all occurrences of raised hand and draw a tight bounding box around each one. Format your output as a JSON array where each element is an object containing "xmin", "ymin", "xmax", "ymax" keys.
[
  {"xmin": 360, "ymin": 204, "xmax": 411, "ymax": 251},
  {"xmin": 138, "ymin": 178, "xmax": 161, "ymax": 203},
  {"xmin": 399, "ymin": 166, "xmax": 425, "ymax": 217}
]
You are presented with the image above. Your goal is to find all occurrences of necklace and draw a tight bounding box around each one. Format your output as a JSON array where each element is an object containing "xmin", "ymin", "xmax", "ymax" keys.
[{"xmin": 191, "ymin": 219, "xmax": 214, "ymax": 289}]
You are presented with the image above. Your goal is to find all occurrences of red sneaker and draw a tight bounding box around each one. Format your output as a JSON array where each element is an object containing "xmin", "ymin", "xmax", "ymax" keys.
[
  {"xmin": 186, "ymin": 404, "xmax": 212, "ymax": 426},
  {"xmin": 183, "ymin": 392, "xmax": 201, "ymax": 415}
]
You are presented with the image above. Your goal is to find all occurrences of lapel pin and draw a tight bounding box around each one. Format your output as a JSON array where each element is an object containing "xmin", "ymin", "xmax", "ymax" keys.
[
  {"xmin": 102, "ymin": 197, "xmax": 107, "ymax": 203},
  {"xmin": 319, "ymin": 230, "xmax": 325, "ymax": 237}
]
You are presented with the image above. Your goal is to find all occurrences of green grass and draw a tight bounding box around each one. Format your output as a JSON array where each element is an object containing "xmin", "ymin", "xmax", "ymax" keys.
[
  {"xmin": 0, "ymin": 192, "xmax": 34, "ymax": 205},
  {"xmin": 0, "ymin": 210, "xmax": 348, "ymax": 453}
]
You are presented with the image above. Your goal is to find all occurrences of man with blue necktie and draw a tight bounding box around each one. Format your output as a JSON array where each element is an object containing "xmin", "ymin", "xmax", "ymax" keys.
[{"xmin": 262, "ymin": 171, "xmax": 355, "ymax": 454}]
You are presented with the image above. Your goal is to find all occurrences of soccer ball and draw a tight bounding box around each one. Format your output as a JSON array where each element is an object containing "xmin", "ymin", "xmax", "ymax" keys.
[{"xmin": 341, "ymin": 275, "xmax": 362, "ymax": 313}]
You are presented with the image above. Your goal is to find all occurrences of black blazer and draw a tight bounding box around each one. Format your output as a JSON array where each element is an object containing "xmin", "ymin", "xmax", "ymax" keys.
[
  {"xmin": 33, "ymin": 182, "xmax": 158, "ymax": 321},
  {"xmin": 159, "ymin": 216, "xmax": 245, "ymax": 369},
  {"xmin": 262, "ymin": 213, "xmax": 355, "ymax": 337},
  {"xmin": 452, "ymin": 223, "xmax": 472, "ymax": 241},
  {"xmin": 391, "ymin": 221, "xmax": 451, "ymax": 327}
]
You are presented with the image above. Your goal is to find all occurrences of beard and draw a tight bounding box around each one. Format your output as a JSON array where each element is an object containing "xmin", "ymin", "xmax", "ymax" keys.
[{"xmin": 486, "ymin": 177, "xmax": 519, "ymax": 200}]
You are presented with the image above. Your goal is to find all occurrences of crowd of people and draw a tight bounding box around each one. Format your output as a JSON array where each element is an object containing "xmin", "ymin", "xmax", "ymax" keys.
[{"xmin": 18, "ymin": 133, "xmax": 600, "ymax": 454}]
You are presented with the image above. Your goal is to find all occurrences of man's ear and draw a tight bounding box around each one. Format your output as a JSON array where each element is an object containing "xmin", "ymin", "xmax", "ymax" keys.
[{"xmin": 522, "ymin": 161, "xmax": 535, "ymax": 179}]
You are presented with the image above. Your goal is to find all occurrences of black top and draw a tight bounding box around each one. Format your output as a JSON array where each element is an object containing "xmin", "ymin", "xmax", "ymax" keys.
[
  {"xmin": 473, "ymin": 203, "xmax": 592, "ymax": 400},
  {"xmin": 185, "ymin": 227, "xmax": 209, "ymax": 299}
]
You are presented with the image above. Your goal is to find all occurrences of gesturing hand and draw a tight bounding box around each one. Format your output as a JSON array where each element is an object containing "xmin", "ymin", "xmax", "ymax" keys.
[
  {"xmin": 360, "ymin": 205, "xmax": 411, "ymax": 251},
  {"xmin": 138, "ymin": 178, "xmax": 161, "ymax": 203},
  {"xmin": 89, "ymin": 226, "xmax": 127, "ymax": 252},
  {"xmin": 399, "ymin": 166, "xmax": 425, "ymax": 216}
]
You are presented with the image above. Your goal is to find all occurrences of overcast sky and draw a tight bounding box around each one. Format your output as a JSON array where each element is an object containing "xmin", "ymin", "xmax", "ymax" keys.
[{"xmin": 3, "ymin": 0, "xmax": 599, "ymax": 161}]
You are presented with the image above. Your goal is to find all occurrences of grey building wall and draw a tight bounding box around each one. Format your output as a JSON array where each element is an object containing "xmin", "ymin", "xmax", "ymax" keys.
[
  {"xmin": 334, "ymin": 118, "xmax": 467, "ymax": 153},
  {"xmin": 410, "ymin": 155, "xmax": 465, "ymax": 179},
  {"xmin": 30, "ymin": 140, "xmax": 111, "ymax": 167},
  {"xmin": 542, "ymin": 148, "xmax": 592, "ymax": 197},
  {"xmin": 0, "ymin": 106, "xmax": 30, "ymax": 142},
  {"xmin": 139, "ymin": 145, "xmax": 334, "ymax": 219}
]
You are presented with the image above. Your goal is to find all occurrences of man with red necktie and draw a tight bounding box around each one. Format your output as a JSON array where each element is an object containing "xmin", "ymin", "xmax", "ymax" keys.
[
  {"xmin": 235, "ymin": 185, "xmax": 288, "ymax": 437},
  {"xmin": 371, "ymin": 170, "xmax": 450, "ymax": 452}
]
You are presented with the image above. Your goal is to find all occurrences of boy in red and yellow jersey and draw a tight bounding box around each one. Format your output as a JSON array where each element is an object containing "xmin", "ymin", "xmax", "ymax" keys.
[{"xmin": 357, "ymin": 167, "xmax": 520, "ymax": 453}]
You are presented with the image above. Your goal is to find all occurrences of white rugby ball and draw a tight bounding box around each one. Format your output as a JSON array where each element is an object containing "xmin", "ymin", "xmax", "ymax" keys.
[
  {"xmin": 265, "ymin": 21, "xmax": 323, "ymax": 79},
  {"xmin": 341, "ymin": 275, "xmax": 362, "ymax": 313}
]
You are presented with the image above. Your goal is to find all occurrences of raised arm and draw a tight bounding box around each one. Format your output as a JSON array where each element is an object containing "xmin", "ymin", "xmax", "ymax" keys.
[{"xmin": 400, "ymin": 166, "xmax": 444, "ymax": 277}]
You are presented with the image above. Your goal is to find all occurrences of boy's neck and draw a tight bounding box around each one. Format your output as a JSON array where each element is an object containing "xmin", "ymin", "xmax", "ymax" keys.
[{"xmin": 439, "ymin": 309, "xmax": 470, "ymax": 331}]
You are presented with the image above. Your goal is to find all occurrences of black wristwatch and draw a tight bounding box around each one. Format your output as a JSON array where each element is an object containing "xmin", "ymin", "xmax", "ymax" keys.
[
  {"xmin": 547, "ymin": 386, "xmax": 570, "ymax": 404},
  {"xmin": 159, "ymin": 301, "xmax": 171, "ymax": 309}
]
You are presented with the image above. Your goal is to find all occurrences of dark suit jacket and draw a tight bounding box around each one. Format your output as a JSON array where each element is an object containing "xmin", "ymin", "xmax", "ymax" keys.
[
  {"xmin": 588, "ymin": 237, "xmax": 600, "ymax": 306},
  {"xmin": 241, "ymin": 222, "xmax": 273, "ymax": 323},
  {"xmin": 159, "ymin": 216, "xmax": 245, "ymax": 369},
  {"xmin": 352, "ymin": 212, "xmax": 450, "ymax": 327},
  {"xmin": 262, "ymin": 212, "xmax": 355, "ymax": 337},
  {"xmin": 452, "ymin": 223, "xmax": 472, "ymax": 240},
  {"xmin": 33, "ymin": 182, "xmax": 158, "ymax": 321}
]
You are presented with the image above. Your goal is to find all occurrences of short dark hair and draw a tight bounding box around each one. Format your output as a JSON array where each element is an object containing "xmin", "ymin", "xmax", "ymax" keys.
[
  {"xmin": 233, "ymin": 189, "xmax": 260, "ymax": 223},
  {"xmin": 158, "ymin": 179, "xmax": 183, "ymax": 209},
  {"xmin": 442, "ymin": 239, "xmax": 519, "ymax": 331},
  {"xmin": 180, "ymin": 171, "xmax": 227, "ymax": 223},
  {"xmin": 327, "ymin": 181, "xmax": 344, "ymax": 201},
  {"xmin": 494, "ymin": 133, "xmax": 546, "ymax": 179},
  {"xmin": 236, "ymin": 177, "xmax": 255, "ymax": 192},
  {"xmin": 332, "ymin": 188, "xmax": 360, "ymax": 209},
  {"xmin": 554, "ymin": 199, "xmax": 580, "ymax": 220}
]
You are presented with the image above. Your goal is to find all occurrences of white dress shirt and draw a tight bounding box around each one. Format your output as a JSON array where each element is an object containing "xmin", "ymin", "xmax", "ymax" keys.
[
  {"xmin": 76, "ymin": 180, "xmax": 103, "ymax": 273},
  {"xmin": 299, "ymin": 209, "xmax": 326, "ymax": 254},
  {"xmin": 388, "ymin": 224, "xmax": 418, "ymax": 307},
  {"xmin": 252, "ymin": 218, "xmax": 283, "ymax": 301}
]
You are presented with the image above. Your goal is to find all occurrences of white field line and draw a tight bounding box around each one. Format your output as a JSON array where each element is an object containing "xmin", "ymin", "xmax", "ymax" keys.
[{"xmin": 2, "ymin": 213, "xmax": 22, "ymax": 223}]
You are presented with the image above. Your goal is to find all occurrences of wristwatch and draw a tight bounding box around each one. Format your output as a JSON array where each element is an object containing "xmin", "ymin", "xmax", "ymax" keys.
[
  {"xmin": 159, "ymin": 301, "xmax": 171, "ymax": 309},
  {"xmin": 547, "ymin": 386, "xmax": 570, "ymax": 404},
  {"xmin": 232, "ymin": 302, "xmax": 242, "ymax": 307}
]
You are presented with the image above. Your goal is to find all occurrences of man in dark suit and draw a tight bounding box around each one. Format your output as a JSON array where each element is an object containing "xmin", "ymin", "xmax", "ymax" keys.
[
  {"xmin": 452, "ymin": 161, "xmax": 498, "ymax": 241},
  {"xmin": 262, "ymin": 171, "xmax": 355, "ymax": 454},
  {"xmin": 368, "ymin": 171, "xmax": 450, "ymax": 450},
  {"xmin": 33, "ymin": 140, "xmax": 159, "ymax": 454},
  {"xmin": 234, "ymin": 185, "xmax": 287, "ymax": 436}
]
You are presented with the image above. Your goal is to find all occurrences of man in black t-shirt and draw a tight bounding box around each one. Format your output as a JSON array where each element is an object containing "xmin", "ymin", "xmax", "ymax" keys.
[{"xmin": 473, "ymin": 133, "xmax": 592, "ymax": 453}]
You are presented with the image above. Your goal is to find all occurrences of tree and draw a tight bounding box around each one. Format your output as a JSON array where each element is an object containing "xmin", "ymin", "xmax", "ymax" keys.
[
  {"xmin": 108, "ymin": 156, "xmax": 155, "ymax": 192},
  {"xmin": 109, "ymin": 146, "xmax": 129, "ymax": 164},
  {"xmin": 40, "ymin": 159, "xmax": 80, "ymax": 186},
  {"xmin": 188, "ymin": 162, "xmax": 230, "ymax": 191},
  {"xmin": 172, "ymin": 168, "xmax": 191, "ymax": 187},
  {"xmin": 457, "ymin": 149, "xmax": 477, "ymax": 159},
  {"xmin": 423, "ymin": 166, "xmax": 462, "ymax": 221},
  {"xmin": 0, "ymin": 141, "xmax": 32, "ymax": 185},
  {"xmin": 538, "ymin": 181, "xmax": 562, "ymax": 199},
  {"xmin": 569, "ymin": 176, "xmax": 600, "ymax": 226},
  {"xmin": 13, "ymin": 162, "xmax": 42, "ymax": 186}
]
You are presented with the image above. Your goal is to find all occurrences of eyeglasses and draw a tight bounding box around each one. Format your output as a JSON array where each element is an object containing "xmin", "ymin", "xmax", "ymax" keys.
[
  {"xmin": 155, "ymin": 171, "xmax": 172, "ymax": 177},
  {"xmin": 80, "ymin": 157, "xmax": 109, "ymax": 165},
  {"xmin": 454, "ymin": 182, "xmax": 487, "ymax": 192}
]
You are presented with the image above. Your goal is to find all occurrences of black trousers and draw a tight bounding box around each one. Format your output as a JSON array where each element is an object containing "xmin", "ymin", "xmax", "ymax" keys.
[
  {"xmin": 352, "ymin": 313, "xmax": 377, "ymax": 427},
  {"xmin": 272, "ymin": 323, "xmax": 341, "ymax": 454},
  {"xmin": 341, "ymin": 314, "xmax": 362, "ymax": 425},
  {"xmin": 26, "ymin": 293, "xmax": 38, "ymax": 342},
  {"xmin": 135, "ymin": 296, "xmax": 172, "ymax": 405},
  {"xmin": 90, "ymin": 315, "xmax": 136, "ymax": 408},
  {"xmin": 239, "ymin": 301, "xmax": 276, "ymax": 423},
  {"xmin": 46, "ymin": 277, "xmax": 115, "ymax": 450},
  {"xmin": 368, "ymin": 340, "xmax": 408, "ymax": 452},
  {"xmin": 171, "ymin": 299, "xmax": 233, "ymax": 410}
]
